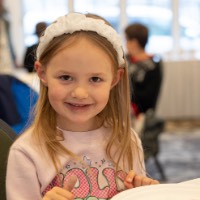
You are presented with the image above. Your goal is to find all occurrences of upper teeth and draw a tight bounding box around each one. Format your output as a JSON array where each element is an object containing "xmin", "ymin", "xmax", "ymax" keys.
[{"xmin": 72, "ymin": 104, "xmax": 85, "ymax": 107}]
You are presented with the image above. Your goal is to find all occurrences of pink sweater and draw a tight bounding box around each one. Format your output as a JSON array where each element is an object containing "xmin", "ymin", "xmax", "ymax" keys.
[{"xmin": 6, "ymin": 126, "xmax": 145, "ymax": 200}]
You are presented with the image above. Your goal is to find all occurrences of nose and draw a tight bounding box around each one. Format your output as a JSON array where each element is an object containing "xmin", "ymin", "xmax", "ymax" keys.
[{"xmin": 71, "ymin": 86, "xmax": 89, "ymax": 99}]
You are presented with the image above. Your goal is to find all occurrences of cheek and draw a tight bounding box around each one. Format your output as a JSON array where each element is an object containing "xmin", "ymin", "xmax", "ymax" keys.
[
  {"xmin": 47, "ymin": 84, "xmax": 64, "ymax": 104},
  {"xmin": 96, "ymin": 86, "xmax": 111, "ymax": 104}
]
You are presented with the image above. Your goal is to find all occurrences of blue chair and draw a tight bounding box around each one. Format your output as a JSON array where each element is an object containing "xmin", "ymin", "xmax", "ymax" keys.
[{"xmin": 0, "ymin": 74, "xmax": 38, "ymax": 134}]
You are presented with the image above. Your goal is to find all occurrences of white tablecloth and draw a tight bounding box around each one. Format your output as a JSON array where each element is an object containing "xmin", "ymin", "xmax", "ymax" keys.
[{"xmin": 111, "ymin": 178, "xmax": 200, "ymax": 200}]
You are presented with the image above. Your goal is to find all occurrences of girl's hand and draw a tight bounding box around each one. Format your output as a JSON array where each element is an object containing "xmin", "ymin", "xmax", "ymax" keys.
[
  {"xmin": 124, "ymin": 170, "xmax": 159, "ymax": 189},
  {"xmin": 43, "ymin": 175, "xmax": 77, "ymax": 200}
]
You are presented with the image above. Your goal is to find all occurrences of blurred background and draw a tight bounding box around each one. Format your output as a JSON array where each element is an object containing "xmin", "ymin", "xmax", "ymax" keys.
[
  {"xmin": 6, "ymin": 0, "xmax": 200, "ymax": 65},
  {"xmin": 2, "ymin": 0, "xmax": 200, "ymax": 183},
  {"xmin": 4, "ymin": 0, "xmax": 200, "ymax": 119}
]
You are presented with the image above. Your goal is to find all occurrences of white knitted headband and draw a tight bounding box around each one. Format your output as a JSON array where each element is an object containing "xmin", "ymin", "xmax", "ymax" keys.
[{"xmin": 36, "ymin": 12, "xmax": 125, "ymax": 66}]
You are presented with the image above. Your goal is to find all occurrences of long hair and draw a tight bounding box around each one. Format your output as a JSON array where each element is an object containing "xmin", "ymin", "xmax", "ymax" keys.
[{"xmin": 32, "ymin": 14, "xmax": 144, "ymax": 173}]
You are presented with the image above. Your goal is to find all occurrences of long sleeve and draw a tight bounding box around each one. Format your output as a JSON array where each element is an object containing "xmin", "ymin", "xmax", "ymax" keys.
[
  {"xmin": 6, "ymin": 126, "xmax": 146, "ymax": 200},
  {"xmin": 6, "ymin": 148, "xmax": 42, "ymax": 200},
  {"xmin": 6, "ymin": 129, "xmax": 57, "ymax": 200}
]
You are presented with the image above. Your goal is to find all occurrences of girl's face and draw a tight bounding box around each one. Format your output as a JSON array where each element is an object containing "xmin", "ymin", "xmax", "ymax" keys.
[{"xmin": 36, "ymin": 37, "xmax": 121, "ymax": 131}]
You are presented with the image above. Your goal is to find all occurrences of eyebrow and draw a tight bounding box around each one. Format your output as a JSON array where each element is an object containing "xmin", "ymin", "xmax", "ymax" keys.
[
  {"xmin": 56, "ymin": 70, "xmax": 107, "ymax": 77},
  {"xmin": 56, "ymin": 70, "xmax": 72, "ymax": 74},
  {"xmin": 89, "ymin": 72, "xmax": 106, "ymax": 76}
]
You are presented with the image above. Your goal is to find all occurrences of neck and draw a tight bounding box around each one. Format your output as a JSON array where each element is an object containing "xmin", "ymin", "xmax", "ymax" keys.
[
  {"xmin": 57, "ymin": 116, "xmax": 103, "ymax": 132},
  {"xmin": 130, "ymin": 48, "xmax": 150, "ymax": 60}
]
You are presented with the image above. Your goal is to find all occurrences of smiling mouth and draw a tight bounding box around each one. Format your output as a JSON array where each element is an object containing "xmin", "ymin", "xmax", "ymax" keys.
[{"xmin": 68, "ymin": 103, "xmax": 89, "ymax": 107}]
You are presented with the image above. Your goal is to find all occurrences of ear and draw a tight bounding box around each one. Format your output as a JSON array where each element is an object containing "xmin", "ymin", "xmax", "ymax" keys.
[
  {"xmin": 111, "ymin": 68, "xmax": 124, "ymax": 88},
  {"xmin": 35, "ymin": 61, "xmax": 47, "ymax": 86}
]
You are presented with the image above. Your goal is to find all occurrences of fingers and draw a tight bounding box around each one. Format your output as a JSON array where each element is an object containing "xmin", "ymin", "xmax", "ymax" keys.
[
  {"xmin": 43, "ymin": 186, "xmax": 74, "ymax": 200},
  {"xmin": 126, "ymin": 170, "xmax": 136, "ymax": 183},
  {"xmin": 124, "ymin": 171, "xmax": 160, "ymax": 189},
  {"xmin": 150, "ymin": 179, "xmax": 160, "ymax": 185},
  {"xmin": 42, "ymin": 175, "xmax": 77, "ymax": 200},
  {"xmin": 133, "ymin": 176, "xmax": 158, "ymax": 187},
  {"xmin": 124, "ymin": 170, "xmax": 136, "ymax": 189},
  {"xmin": 64, "ymin": 175, "xmax": 78, "ymax": 192}
]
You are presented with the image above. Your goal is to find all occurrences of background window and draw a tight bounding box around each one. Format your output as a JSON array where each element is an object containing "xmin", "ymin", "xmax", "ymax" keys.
[
  {"xmin": 179, "ymin": 0, "xmax": 200, "ymax": 52},
  {"xmin": 23, "ymin": 0, "xmax": 68, "ymax": 46},
  {"xmin": 21, "ymin": 0, "xmax": 200, "ymax": 61},
  {"xmin": 127, "ymin": 0, "xmax": 172, "ymax": 54},
  {"xmin": 74, "ymin": 0, "xmax": 120, "ymax": 32}
]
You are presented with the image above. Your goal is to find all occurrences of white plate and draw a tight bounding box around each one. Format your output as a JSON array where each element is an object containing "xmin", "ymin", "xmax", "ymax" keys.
[{"xmin": 111, "ymin": 183, "xmax": 200, "ymax": 200}]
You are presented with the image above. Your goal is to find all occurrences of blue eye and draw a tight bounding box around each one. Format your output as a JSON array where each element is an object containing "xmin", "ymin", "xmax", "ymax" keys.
[
  {"xmin": 59, "ymin": 75, "xmax": 72, "ymax": 81},
  {"xmin": 90, "ymin": 77, "xmax": 102, "ymax": 82}
]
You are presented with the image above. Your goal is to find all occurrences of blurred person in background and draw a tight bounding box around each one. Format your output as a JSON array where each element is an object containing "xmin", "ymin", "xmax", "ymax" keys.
[
  {"xmin": 0, "ymin": 0, "xmax": 16, "ymax": 74},
  {"xmin": 124, "ymin": 23, "xmax": 166, "ymax": 181},
  {"xmin": 124, "ymin": 23, "xmax": 163, "ymax": 118},
  {"xmin": 23, "ymin": 21, "xmax": 47, "ymax": 72}
]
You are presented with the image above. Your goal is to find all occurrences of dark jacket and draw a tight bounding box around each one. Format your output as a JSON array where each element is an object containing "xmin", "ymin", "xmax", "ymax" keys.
[
  {"xmin": 127, "ymin": 54, "xmax": 163, "ymax": 114},
  {"xmin": 23, "ymin": 43, "xmax": 38, "ymax": 72}
]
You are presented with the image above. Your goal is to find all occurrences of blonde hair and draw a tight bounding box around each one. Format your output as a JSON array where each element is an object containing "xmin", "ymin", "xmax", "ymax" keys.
[{"xmin": 32, "ymin": 13, "xmax": 144, "ymax": 173}]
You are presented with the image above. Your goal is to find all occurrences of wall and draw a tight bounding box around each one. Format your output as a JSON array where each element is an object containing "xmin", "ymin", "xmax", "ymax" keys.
[{"xmin": 156, "ymin": 60, "xmax": 200, "ymax": 119}]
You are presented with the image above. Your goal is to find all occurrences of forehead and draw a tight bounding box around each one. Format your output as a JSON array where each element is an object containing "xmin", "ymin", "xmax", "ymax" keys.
[
  {"xmin": 47, "ymin": 36, "xmax": 114, "ymax": 73},
  {"xmin": 59, "ymin": 32, "xmax": 116, "ymax": 64},
  {"xmin": 41, "ymin": 31, "xmax": 118, "ymax": 73},
  {"xmin": 58, "ymin": 32, "xmax": 110, "ymax": 52}
]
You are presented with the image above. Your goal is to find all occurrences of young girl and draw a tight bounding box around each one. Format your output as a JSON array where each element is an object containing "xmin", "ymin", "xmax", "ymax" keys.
[{"xmin": 6, "ymin": 12, "xmax": 159, "ymax": 200}]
